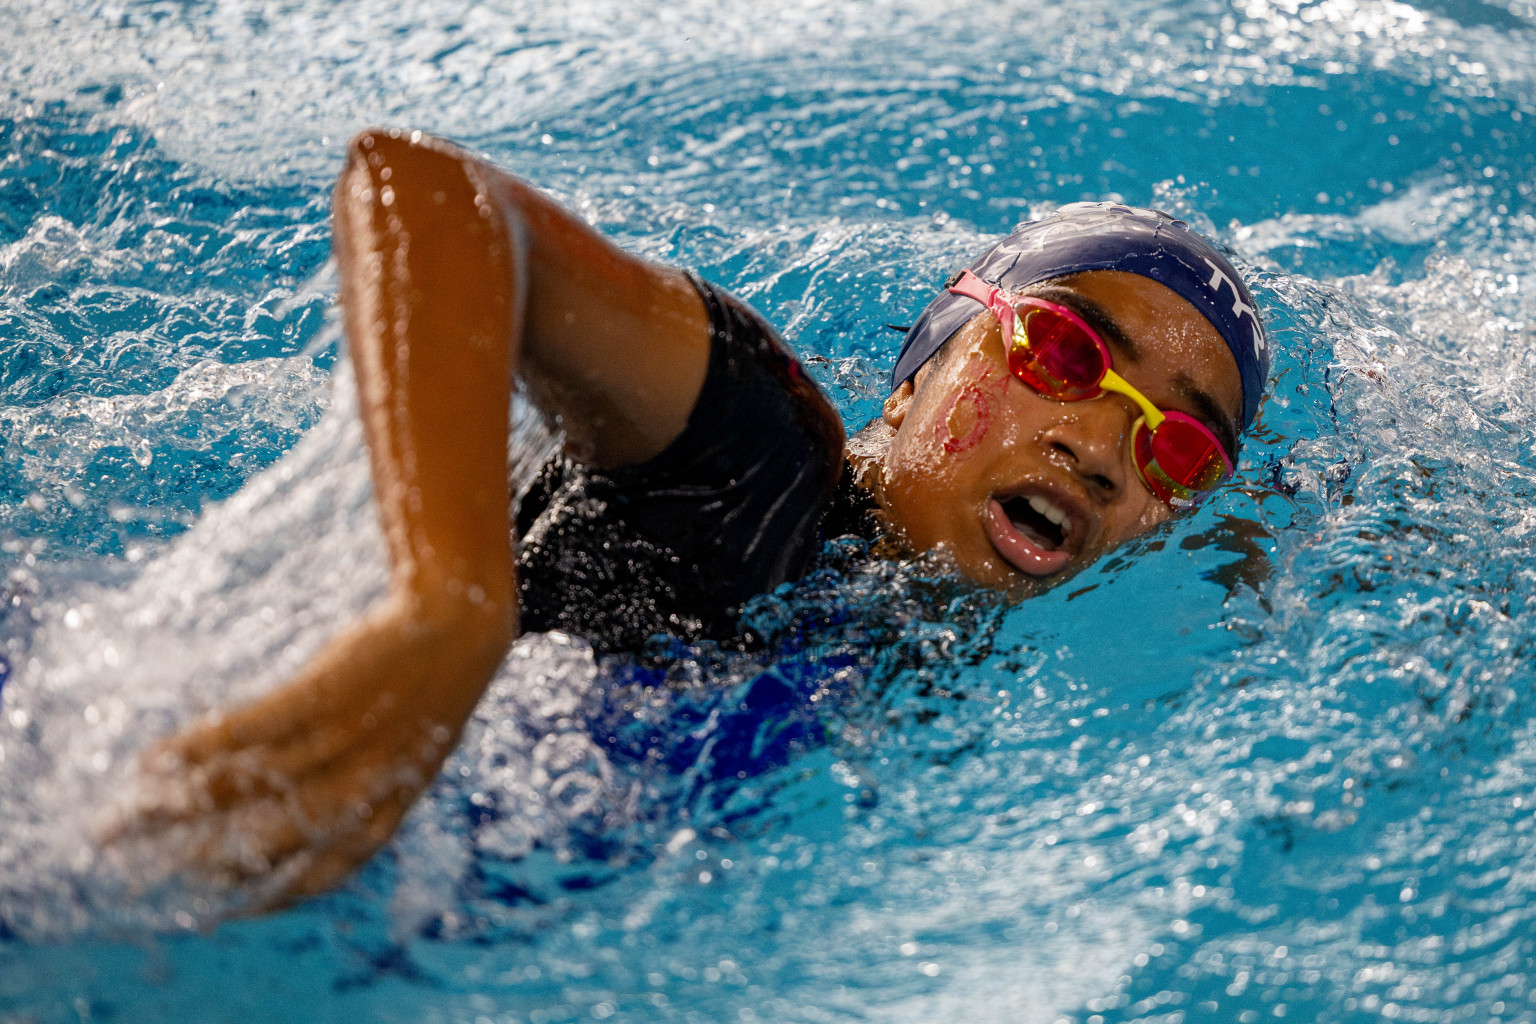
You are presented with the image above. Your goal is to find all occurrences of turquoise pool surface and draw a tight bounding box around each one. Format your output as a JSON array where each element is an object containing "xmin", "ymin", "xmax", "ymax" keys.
[{"xmin": 3, "ymin": 0, "xmax": 1536, "ymax": 1021}]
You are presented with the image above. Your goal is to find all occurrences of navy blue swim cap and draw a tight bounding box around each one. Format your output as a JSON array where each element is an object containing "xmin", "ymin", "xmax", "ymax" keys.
[{"xmin": 892, "ymin": 203, "xmax": 1269, "ymax": 429}]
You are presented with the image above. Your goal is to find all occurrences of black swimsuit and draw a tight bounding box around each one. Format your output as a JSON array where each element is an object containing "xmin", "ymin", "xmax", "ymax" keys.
[{"xmin": 516, "ymin": 274, "xmax": 865, "ymax": 653}]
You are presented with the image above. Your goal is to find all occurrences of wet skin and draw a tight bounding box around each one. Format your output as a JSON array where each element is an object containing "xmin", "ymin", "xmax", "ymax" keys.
[
  {"xmin": 873, "ymin": 269, "xmax": 1245, "ymax": 591},
  {"xmin": 109, "ymin": 128, "xmax": 1246, "ymax": 909}
]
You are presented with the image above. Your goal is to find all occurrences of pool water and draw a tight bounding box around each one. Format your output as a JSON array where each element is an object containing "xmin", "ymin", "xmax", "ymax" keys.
[{"xmin": 3, "ymin": 0, "xmax": 1536, "ymax": 1020}]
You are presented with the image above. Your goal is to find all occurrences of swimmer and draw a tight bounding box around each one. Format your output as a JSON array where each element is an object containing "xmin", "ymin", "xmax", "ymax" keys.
[{"xmin": 109, "ymin": 129, "xmax": 1268, "ymax": 906}]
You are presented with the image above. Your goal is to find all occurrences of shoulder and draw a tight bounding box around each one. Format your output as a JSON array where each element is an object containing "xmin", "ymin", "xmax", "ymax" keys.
[{"xmin": 686, "ymin": 274, "xmax": 846, "ymax": 475}]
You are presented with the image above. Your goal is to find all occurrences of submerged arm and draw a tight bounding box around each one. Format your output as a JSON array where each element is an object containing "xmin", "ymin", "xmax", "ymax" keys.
[{"xmin": 113, "ymin": 130, "xmax": 710, "ymax": 906}]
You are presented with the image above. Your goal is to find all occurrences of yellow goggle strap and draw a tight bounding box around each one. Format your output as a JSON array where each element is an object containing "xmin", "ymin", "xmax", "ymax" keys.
[{"xmin": 1098, "ymin": 368, "xmax": 1166, "ymax": 430}]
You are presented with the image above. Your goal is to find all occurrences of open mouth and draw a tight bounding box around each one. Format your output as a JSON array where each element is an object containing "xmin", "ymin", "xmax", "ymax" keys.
[
  {"xmin": 983, "ymin": 492, "xmax": 1078, "ymax": 579},
  {"xmin": 999, "ymin": 494, "xmax": 1069, "ymax": 551}
]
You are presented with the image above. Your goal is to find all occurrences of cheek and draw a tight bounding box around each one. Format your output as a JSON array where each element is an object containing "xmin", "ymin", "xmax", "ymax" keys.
[
  {"xmin": 1098, "ymin": 497, "xmax": 1172, "ymax": 553},
  {"xmin": 934, "ymin": 366, "xmax": 1011, "ymax": 455},
  {"xmin": 937, "ymin": 385, "xmax": 991, "ymax": 453}
]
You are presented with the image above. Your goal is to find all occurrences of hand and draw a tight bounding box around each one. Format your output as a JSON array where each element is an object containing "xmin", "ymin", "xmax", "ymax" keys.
[{"xmin": 102, "ymin": 592, "xmax": 511, "ymax": 912}]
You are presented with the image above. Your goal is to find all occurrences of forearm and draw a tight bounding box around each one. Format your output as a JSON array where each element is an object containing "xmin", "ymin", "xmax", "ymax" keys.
[
  {"xmin": 333, "ymin": 130, "xmax": 520, "ymax": 616},
  {"xmin": 112, "ymin": 135, "xmax": 527, "ymax": 904}
]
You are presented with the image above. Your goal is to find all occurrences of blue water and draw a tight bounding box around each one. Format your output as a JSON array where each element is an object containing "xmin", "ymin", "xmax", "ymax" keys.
[{"xmin": 3, "ymin": 0, "xmax": 1536, "ymax": 1020}]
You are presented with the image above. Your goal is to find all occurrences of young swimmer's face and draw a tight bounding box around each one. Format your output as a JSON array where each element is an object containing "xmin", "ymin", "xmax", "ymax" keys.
[{"xmin": 875, "ymin": 269, "xmax": 1244, "ymax": 591}]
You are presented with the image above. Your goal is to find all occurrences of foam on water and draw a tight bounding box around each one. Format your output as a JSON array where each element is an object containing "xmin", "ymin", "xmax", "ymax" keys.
[{"xmin": 3, "ymin": 0, "xmax": 1536, "ymax": 1020}]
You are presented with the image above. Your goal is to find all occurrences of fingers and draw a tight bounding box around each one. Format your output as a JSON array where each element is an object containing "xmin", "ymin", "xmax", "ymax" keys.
[
  {"xmin": 281, "ymin": 797, "xmax": 413, "ymax": 906},
  {"xmin": 100, "ymin": 759, "xmax": 307, "ymax": 866},
  {"xmin": 103, "ymin": 722, "xmax": 434, "ymax": 911},
  {"xmin": 134, "ymin": 693, "xmax": 416, "ymax": 822},
  {"xmin": 97, "ymin": 747, "xmax": 247, "ymax": 848},
  {"xmin": 175, "ymin": 797, "xmax": 314, "ymax": 887},
  {"xmin": 106, "ymin": 786, "xmax": 355, "ymax": 905},
  {"xmin": 120, "ymin": 747, "xmax": 283, "ymax": 831},
  {"xmin": 157, "ymin": 683, "xmax": 342, "ymax": 763},
  {"xmin": 177, "ymin": 783, "xmax": 415, "ymax": 915}
]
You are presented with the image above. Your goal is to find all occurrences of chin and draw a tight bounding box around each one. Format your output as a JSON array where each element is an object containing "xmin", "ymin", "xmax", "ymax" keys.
[
  {"xmin": 985, "ymin": 545, "xmax": 1101, "ymax": 596},
  {"xmin": 945, "ymin": 548, "xmax": 1057, "ymax": 594}
]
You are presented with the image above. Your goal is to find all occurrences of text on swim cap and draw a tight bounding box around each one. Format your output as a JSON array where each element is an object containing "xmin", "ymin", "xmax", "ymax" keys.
[{"xmin": 1201, "ymin": 257, "xmax": 1267, "ymax": 363}]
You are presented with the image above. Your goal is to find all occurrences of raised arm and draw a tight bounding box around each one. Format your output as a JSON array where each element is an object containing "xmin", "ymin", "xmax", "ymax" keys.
[{"xmin": 112, "ymin": 129, "xmax": 712, "ymax": 906}]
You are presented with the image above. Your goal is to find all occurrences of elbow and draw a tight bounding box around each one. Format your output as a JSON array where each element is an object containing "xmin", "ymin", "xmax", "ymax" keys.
[
  {"xmin": 343, "ymin": 127, "xmax": 416, "ymax": 170},
  {"xmin": 338, "ymin": 129, "xmax": 395, "ymax": 195},
  {"xmin": 342, "ymin": 128, "xmax": 464, "ymax": 183}
]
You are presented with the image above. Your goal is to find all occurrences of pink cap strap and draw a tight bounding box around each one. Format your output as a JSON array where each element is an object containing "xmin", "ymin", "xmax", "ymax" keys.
[{"xmin": 946, "ymin": 270, "xmax": 1016, "ymax": 332}]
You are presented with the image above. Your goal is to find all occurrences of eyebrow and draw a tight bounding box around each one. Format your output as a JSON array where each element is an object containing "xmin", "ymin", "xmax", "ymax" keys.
[
  {"xmin": 1023, "ymin": 283, "xmax": 1241, "ymax": 463},
  {"xmin": 1025, "ymin": 284, "xmax": 1143, "ymax": 362}
]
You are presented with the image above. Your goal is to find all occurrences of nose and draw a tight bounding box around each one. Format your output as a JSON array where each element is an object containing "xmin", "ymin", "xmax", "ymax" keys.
[{"xmin": 1037, "ymin": 394, "xmax": 1140, "ymax": 499}]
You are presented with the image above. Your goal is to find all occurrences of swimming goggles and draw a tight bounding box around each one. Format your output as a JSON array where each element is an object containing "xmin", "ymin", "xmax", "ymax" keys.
[{"xmin": 947, "ymin": 270, "xmax": 1233, "ymax": 508}]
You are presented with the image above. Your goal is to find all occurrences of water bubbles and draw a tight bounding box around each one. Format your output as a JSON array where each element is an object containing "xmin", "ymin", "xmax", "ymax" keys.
[
  {"xmin": 533, "ymin": 733, "xmax": 612, "ymax": 820},
  {"xmin": 1, "ymin": 0, "xmax": 1535, "ymax": 1017}
]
